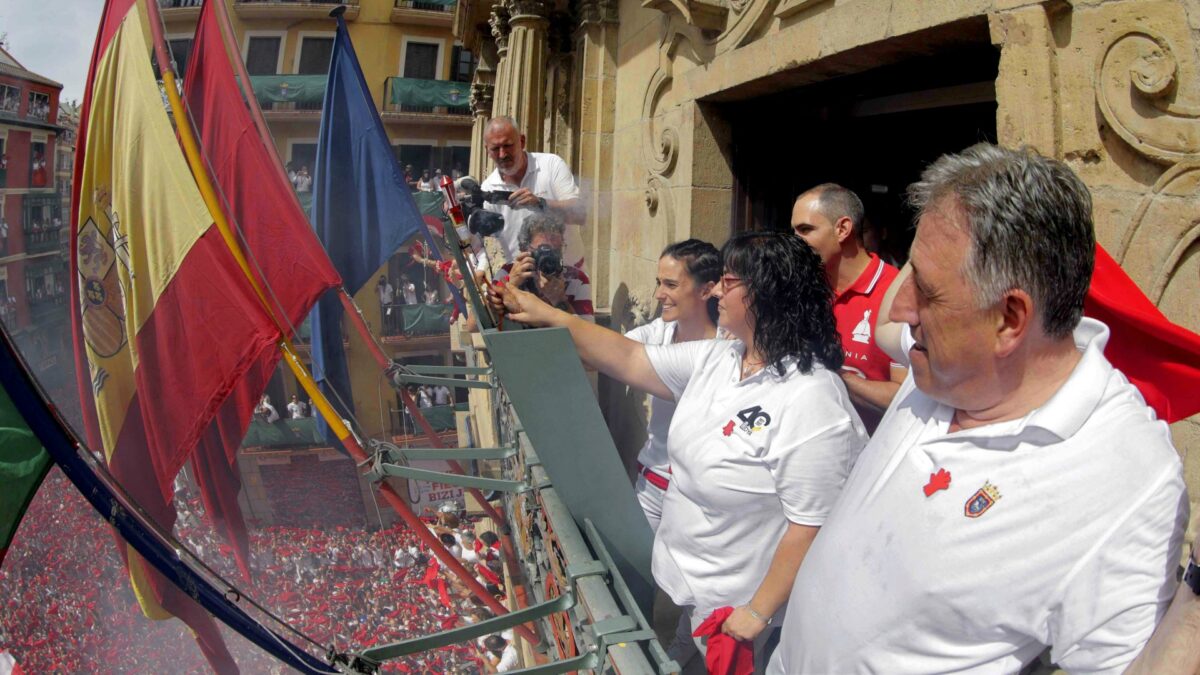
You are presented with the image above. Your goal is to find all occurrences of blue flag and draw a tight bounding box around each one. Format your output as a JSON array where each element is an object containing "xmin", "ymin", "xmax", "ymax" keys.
[{"xmin": 310, "ymin": 9, "xmax": 447, "ymax": 440}]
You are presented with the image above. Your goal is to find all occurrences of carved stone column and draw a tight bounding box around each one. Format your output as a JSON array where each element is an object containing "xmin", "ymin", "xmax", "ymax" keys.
[
  {"xmin": 469, "ymin": 35, "xmax": 498, "ymax": 180},
  {"xmin": 543, "ymin": 10, "xmax": 576, "ymax": 163},
  {"xmin": 489, "ymin": 4, "xmax": 512, "ymax": 118},
  {"xmin": 504, "ymin": 0, "xmax": 551, "ymax": 150},
  {"xmin": 572, "ymin": 0, "xmax": 618, "ymax": 305}
]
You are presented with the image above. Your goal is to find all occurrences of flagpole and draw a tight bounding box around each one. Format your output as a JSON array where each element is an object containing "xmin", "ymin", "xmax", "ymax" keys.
[
  {"xmin": 142, "ymin": 0, "xmax": 537, "ymax": 643},
  {"xmin": 337, "ymin": 290, "xmax": 509, "ymax": 524}
]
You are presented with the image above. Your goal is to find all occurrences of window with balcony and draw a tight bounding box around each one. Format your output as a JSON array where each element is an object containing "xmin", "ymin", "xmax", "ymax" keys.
[
  {"xmin": 24, "ymin": 259, "xmax": 67, "ymax": 312},
  {"xmin": 0, "ymin": 137, "xmax": 6, "ymax": 188},
  {"xmin": 289, "ymin": 144, "xmax": 317, "ymax": 177},
  {"xmin": 403, "ymin": 42, "xmax": 439, "ymax": 80},
  {"xmin": 0, "ymin": 86, "xmax": 19, "ymax": 116},
  {"xmin": 298, "ymin": 37, "xmax": 334, "ymax": 75},
  {"xmin": 24, "ymin": 195, "xmax": 61, "ymax": 254},
  {"xmin": 451, "ymin": 46, "xmax": 475, "ymax": 83},
  {"xmin": 30, "ymin": 141, "xmax": 48, "ymax": 188},
  {"xmin": 245, "ymin": 36, "xmax": 282, "ymax": 76},
  {"xmin": 399, "ymin": 42, "xmax": 442, "ymax": 114},
  {"xmin": 27, "ymin": 92, "xmax": 50, "ymax": 122}
]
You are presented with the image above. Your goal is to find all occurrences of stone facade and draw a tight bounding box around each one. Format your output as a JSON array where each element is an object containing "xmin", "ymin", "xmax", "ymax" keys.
[{"xmin": 455, "ymin": 0, "xmax": 1200, "ymax": 545}]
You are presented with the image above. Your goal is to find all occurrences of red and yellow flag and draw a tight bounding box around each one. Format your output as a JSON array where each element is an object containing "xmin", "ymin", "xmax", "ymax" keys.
[{"xmin": 69, "ymin": 1, "xmax": 288, "ymax": 670}]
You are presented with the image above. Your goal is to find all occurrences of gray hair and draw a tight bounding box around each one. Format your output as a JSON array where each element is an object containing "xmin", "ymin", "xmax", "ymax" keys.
[
  {"xmin": 517, "ymin": 212, "xmax": 565, "ymax": 251},
  {"xmin": 802, "ymin": 183, "xmax": 865, "ymax": 235},
  {"xmin": 485, "ymin": 115, "xmax": 521, "ymax": 136},
  {"xmin": 907, "ymin": 143, "xmax": 1094, "ymax": 339}
]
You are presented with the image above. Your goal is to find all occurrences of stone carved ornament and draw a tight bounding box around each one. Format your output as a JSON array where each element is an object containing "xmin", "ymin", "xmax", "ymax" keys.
[
  {"xmin": 638, "ymin": 0, "xmax": 780, "ymax": 228},
  {"xmin": 1096, "ymin": 25, "xmax": 1200, "ymax": 303}
]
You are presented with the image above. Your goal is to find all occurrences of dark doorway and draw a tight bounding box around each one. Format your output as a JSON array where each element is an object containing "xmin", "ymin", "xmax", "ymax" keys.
[{"xmin": 726, "ymin": 40, "xmax": 999, "ymax": 265}]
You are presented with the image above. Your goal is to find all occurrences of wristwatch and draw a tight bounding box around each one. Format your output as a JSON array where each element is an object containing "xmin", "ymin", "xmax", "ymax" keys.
[
  {"xmin": 536, "ymin": 197, "xmax": 547, "ymax": 210},
  {"xmin": 1184, "ymin": 547, "xmax": 1200, "ymax": 596}
]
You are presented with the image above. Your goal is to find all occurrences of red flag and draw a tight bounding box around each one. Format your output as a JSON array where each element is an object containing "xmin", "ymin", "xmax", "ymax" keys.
[
  {"xmin": 69, "ymin": 0, "xmax": 304, "ymax": 669},
  {"xmin": 180, "ymin": 0, "xmax": 342, "ymax": 581},
  {"xmin": 1087, "ymin": 245, "xmax": 1200, "ymax": 423}
]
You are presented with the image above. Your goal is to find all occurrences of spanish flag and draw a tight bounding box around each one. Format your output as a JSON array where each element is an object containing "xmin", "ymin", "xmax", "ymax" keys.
[{"xmin": 70, "ymin": 0, "xmax": 280, "ymax": 670}]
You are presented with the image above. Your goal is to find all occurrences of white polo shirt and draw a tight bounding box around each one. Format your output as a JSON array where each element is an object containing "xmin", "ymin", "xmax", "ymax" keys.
[
  {"xmin": 481, "ymin": 152, "xmax": 583, "ymax": 267},
  {"xmin": 644, "ymin": 339, "xmax": 867, "ymax": 621},
  {"xmin": 770, "ymin": 318, "xmax": 1188, "ymax": 675},
  {"xmin": 626, "ymin": 318, "xmax": 679, "ymax": 477}
]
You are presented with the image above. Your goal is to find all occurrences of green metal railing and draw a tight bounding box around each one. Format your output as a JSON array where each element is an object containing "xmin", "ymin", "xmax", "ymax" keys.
[{"xmin": 394, "ymin": 0, "xmax": 456, "ymax": 11}]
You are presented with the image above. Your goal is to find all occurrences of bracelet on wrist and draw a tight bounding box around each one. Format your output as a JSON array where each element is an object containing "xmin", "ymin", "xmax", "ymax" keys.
[{"xmin": 743, "ymin": 605, "xmax": 772, "ymax": 625}]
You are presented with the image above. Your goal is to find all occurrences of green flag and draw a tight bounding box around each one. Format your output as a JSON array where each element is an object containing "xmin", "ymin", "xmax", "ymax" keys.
[{"xmin": 0, "ymin": 383, "xmax": 52, "ymax": 565}]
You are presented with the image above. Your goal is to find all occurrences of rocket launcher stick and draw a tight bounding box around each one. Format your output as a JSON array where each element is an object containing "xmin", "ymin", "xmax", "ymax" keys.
[{"xmin": 438, "ymin": 176, "xmax": 498, "ymax": 330}]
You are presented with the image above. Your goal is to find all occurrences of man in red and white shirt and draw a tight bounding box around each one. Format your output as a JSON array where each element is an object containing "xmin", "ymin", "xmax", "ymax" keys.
[
  {"xmin": 496, "ymin": 213, "xmax": 593, "ymax": 321},
  {"xmin": 792, "ymin": 183, "xmax": 904, "ymax": 431}
]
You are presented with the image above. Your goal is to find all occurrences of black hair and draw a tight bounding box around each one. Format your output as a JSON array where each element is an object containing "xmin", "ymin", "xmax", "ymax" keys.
[
  {"xmin": 483, "ymin": 635, "xmax": 507, "ymax": 653},
  {"xmin": 479, "ymin": 531, "xmax": 499, "ymax": 546},
  {"xmin": 660, "ymin": 238, "xmax": 721, "ymax": 324},
  {"xmin": 721, "ymin": 231, "xmax": 842, "ymax": 376},
  {"xmin": 439, "ymin": 532, "xmax": 456, "ymax": 546}
]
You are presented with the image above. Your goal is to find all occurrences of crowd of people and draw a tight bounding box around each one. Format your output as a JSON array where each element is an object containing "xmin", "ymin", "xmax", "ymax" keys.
[
  {"xmin": 476, "ymin": 121, "xmax": 1200, "ymax": 674},
  {"xmin": 402, "ymin": 165, "xmax": 464, "ymax": 193},
  {"xmin": 1, "ymin": 469, "xmax": 517, "ymax": 673}
]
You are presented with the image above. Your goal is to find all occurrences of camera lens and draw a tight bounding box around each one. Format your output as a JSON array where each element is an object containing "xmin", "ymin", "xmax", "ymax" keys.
[{"xmin": 467, "ymin": 210, "xmax": 505, "ymax": 237}]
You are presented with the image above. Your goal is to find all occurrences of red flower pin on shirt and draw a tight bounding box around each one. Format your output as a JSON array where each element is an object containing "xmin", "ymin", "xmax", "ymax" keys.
[
  {"xmin": 722, "ymin": 420, "xmax": 735, "ymax": 436},
  {"xmin": 923, "ymin": 468, "xmax": 951, "ymax": 497}
]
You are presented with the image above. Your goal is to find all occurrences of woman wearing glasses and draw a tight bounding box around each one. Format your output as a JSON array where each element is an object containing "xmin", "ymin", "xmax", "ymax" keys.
[{"xmin": 490, "ymin": 231, "xmax": 866, "ymax": 664}]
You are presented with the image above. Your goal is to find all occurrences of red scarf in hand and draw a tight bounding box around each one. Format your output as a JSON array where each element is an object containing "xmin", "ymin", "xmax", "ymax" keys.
[{"xmin": 692, "ymin": 607, "xmax": 754, "ymax": 675}]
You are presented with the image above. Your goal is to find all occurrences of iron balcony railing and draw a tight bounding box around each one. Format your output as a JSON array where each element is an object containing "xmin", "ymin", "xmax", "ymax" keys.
[{"xmin": 394, "ymin": 0, "xmax": 456, "ymax": 11}]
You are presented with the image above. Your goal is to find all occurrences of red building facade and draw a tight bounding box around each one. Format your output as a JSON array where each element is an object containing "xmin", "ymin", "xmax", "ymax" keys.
[{"xmin": 0, "ymin": 46, "xmax": 72, "ymax": 399}]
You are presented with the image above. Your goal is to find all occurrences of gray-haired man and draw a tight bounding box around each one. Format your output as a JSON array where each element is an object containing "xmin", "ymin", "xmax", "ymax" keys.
[{"xmin": 770, "ymin": 144, "xmax": 1196, "ymax": 674}]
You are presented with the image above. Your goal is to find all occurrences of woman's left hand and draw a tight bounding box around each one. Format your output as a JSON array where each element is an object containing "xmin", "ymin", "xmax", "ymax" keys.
[{"xmin": 721, "ymin": 606, "xmax": 768, "ymax": 642}]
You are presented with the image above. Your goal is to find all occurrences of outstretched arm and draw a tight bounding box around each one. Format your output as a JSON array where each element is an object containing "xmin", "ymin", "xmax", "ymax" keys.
[{"xmin": 492, "ymin": 282, "xmax": 674, "ymax": 400}]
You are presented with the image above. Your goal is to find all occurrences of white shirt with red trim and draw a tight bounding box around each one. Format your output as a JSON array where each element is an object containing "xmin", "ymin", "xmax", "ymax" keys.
[
  {"xmin": 497, "ymin": 262, "xmax": 593, "ymax": 321},
  {"xmin": 644, "ymin": 339, "xmax": 867, "ymax": 622},
  {"xmin": 770, "ymin": 318, "xmax": 1188, "ymax": 675},
  {"xmin": 625, "ymin": 318, "xmax": 678, "ymax": 478}
]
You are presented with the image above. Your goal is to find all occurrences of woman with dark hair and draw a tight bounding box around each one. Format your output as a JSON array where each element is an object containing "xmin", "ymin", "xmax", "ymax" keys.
[
  {"xmin": 627, "ymin": 238, "xmax": 721, "ymax": 533},
  {"xmin": 490, "ymin": 231, "xmax": 866, "ymax": 663}
]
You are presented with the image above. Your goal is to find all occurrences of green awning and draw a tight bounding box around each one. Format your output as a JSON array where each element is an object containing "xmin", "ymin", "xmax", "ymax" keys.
[
  {"xmin": 241, "ymin": 417, "xmax": 323, "ymax": 448},
  {"xmin": 419, "ymin": 404, "xmax": 458, "ymax": 431},
  {"xmin": 388, "ymin": 78, "xmax": 470, "ymax": 108},
  {"xmin": 401, "ymin": 303, "xmax": 452, "ymax": 335},
  {"xmin": 247, "ymin": 74, "xmax": 327, "ymax": 105}
]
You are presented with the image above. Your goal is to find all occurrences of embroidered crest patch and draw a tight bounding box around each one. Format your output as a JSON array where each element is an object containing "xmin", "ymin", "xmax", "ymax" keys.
[{"xmin": 964, "ymin": 481, "xmax": 1001, "ymax": 518}]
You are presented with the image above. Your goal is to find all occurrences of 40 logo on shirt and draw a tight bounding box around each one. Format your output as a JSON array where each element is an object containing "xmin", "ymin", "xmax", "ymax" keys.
[{"xmin": 720, "ymin": 405, "xmax": 773, "ymax": 436}]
